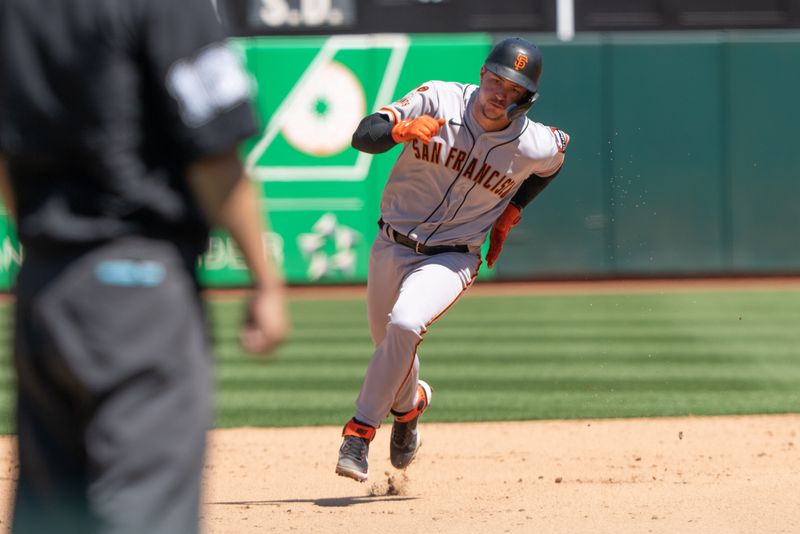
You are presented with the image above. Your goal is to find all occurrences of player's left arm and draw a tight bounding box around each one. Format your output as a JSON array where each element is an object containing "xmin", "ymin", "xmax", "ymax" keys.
[
  {"xmin": 485, "ymin": 170, "xmax": 561, "ymax": 268},
  {"xmin": 510, "ymin": 167, "xmax": 562, "ymax": 211},
  {"xmin": 486, "ymin": 127, "xmax": 569, "ymax": 268}
]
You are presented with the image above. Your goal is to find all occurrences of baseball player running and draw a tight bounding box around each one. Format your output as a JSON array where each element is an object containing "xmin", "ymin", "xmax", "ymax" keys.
[{"xmin": 336, "ymin": 37, "xmax": 569, "ymax": 482}]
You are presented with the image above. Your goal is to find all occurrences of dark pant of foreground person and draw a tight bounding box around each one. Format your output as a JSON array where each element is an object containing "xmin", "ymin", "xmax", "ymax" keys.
[{"xmin": 12, "ymin": 237, "xmax": 211, "ymax": 534}]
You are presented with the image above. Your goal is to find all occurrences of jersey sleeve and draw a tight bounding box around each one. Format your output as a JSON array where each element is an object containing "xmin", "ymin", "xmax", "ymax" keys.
[
  {"xmin": 377, "ymin": 81, "xmax": 441, "ymax": 124},
  {"xmin": 531, "ymin": 125, "xmax": 570, "ymax": 177},
  {"xmin": 141, "ymin": 0, "xmax": 258, "ymax": 162}
]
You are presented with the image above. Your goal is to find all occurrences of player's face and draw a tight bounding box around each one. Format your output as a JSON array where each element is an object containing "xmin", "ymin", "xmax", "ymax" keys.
[{"xmin": 477, "ymin": 68, "xmax": 528, "ymax": 122}]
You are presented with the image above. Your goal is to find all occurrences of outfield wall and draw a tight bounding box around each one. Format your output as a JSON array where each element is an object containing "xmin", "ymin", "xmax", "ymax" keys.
[
  {"xmin": 1, "ymin": 31, "xmax": 798, "ymax": 288},
  {"xmin": 504, "ymin": 31, "xmax": 800, "ymax": 279}
]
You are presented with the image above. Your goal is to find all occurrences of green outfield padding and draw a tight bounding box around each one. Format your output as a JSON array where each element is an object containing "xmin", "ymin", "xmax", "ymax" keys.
[{"xmin": 1, "ymin": 287, "xmax": 799, "ymax": 433}]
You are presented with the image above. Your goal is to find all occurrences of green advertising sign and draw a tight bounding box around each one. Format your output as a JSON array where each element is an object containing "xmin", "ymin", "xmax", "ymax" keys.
[{"xmin": 234, "ymin": 35, "xmax": 403, "ymax": 285}]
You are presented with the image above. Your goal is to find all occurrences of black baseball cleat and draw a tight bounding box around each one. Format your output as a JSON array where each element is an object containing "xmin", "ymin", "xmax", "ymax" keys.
[
  {"xmin": 336, "ymin": 419, "xmax": 376, "ymax": 482},
  {"xmin": 390, "ymin": 380, "xmax": 432, "ymax": 470}
]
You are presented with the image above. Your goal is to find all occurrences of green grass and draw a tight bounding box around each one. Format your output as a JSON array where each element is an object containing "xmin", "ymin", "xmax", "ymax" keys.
[{"xmin": 1, "ymin": 287, "xmax": 800, "ymax": 433}]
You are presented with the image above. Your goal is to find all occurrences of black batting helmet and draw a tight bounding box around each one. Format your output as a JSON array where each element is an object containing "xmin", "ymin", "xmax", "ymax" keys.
[{"xmin": 483, "ymin": 37, "xmax": 543, "ymax": 119}]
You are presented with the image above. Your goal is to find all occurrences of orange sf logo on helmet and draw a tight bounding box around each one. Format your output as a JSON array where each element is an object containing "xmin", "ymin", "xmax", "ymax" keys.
[{"xmin": 514, "ymin": 53, "xmax": 528, "ymax": 70}]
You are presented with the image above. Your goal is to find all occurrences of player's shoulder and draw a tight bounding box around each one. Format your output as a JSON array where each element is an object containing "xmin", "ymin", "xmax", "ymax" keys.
[
  {"xmin": 521, "ymin": 119, "xmax": 570, "ymax": 156},
  {"xmin": 408, "ymin": 80, "xmax": 466, "ymax": 96}
]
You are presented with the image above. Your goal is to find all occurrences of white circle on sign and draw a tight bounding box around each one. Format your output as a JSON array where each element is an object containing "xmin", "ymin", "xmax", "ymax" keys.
[{"xmin": 281, "ymin": 61, "xmax": 366, "ymax": 156}]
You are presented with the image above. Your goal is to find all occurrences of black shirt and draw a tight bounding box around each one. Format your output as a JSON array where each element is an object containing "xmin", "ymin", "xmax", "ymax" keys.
[{"xmin": 0, "ymin": 0, "xmax": 258, "ymax": 260}]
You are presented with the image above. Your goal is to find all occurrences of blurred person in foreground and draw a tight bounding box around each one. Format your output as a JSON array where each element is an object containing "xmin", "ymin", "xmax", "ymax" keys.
[{"xmin": 0, "ymin": 0, "xmax": 289, "ymax": 532}]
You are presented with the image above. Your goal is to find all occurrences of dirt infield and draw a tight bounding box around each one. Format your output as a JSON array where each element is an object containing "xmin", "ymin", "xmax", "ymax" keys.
[{"xmin": 1, "ymin": 414, "xmax": 799, "ymax": 533}]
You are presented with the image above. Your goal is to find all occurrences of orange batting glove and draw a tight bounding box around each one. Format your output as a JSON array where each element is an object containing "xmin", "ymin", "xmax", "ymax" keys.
[
  {"xmin": 486, "ymin": 204, "xmax": 522, "ymax": 269},
  {"xmin": 391, "ymin": 115, "xmax": 446, "ymax": 144}
]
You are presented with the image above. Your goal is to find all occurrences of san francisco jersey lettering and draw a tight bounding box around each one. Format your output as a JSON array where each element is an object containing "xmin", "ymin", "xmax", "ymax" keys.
[{"xmin": 378, "ymin": 80, "xmax": 565, "ymax": 249}]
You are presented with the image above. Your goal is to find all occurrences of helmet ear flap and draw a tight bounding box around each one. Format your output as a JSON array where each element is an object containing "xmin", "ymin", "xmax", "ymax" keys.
[{"xmin": 506, "ymin": 91, "xmax": 538, "ymax": 120}]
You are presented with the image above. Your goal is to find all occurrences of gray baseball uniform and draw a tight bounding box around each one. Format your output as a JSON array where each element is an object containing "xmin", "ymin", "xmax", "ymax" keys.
[{"xmin": 354, "ymin": 80, "xmax": 567, "ymax": 427}]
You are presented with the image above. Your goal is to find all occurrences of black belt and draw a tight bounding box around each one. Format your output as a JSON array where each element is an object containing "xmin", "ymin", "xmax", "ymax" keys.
[{"xmin": 378, "ymin": 218, "xmax": 469, "ymax": 255}]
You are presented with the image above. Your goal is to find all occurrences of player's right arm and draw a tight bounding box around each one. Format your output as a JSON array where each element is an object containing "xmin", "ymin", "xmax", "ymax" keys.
[
  {"xmin": 351, "ymin": 81, "xmax": 445, "ymax": 154},
  {"xmin": 351, "ymin": 113, "xmax": 446, "ymax": 154},
  {"xmin": 351, "ymin": 113, "xmax": 396, "ymax": 154}
]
